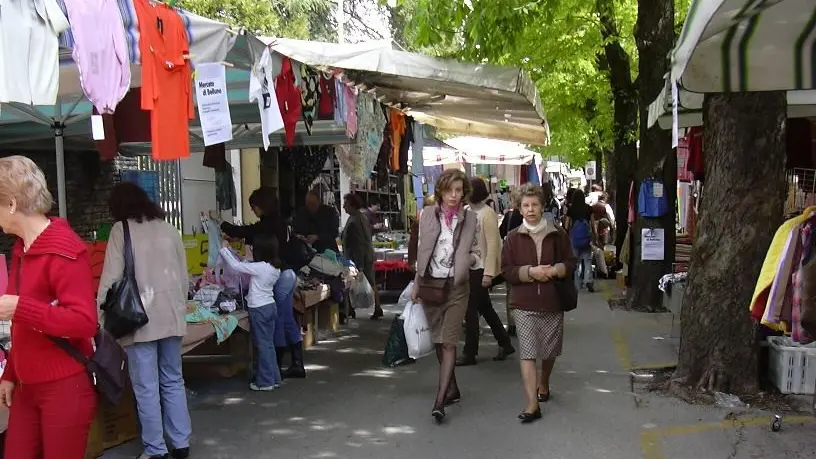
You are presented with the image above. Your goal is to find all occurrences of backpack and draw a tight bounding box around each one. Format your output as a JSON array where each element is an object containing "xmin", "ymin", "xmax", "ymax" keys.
[{"xmin": 570, "ymin": 219, "xmax": 592, "ymax": 249}]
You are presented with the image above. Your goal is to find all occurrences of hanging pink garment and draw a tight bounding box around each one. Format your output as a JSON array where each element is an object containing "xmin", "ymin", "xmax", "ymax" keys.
[{"xmin": 345, "ymin": 86, "xmax": 358, "ymax": 137}]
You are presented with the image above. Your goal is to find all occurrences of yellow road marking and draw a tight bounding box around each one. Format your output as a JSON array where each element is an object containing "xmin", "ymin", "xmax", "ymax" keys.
[
  {"xmin": 612, "ymin": 329, "xmax": 632, "ymax": 371},
  {"xmin": 640, "ymin": 416, "xmax": 816, "ymax": 459}
]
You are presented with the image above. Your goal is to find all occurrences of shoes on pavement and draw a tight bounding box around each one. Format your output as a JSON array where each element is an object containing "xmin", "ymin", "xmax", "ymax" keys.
[
  {"xmin": 171, "ymin": 448, "xmax": 190, "ymax": 459},
  {"xmin": 455, "ymin": 355, "xmax": 477, "ymax": 367},
  {"xmin": 431, "ymin": 405, "xmax": 446, "ymax": 423},
  {"xmin": 587, "ymin": 283, "xmax": 595, "ymax": 293},
  {"xmin": 493, "ymin": 345, "xmax": 516, "ymax": 361},
  {"xmin": 370, "ymin": 308, "xmax": 384, "ymax": 320},
  {"xmin": 249, "ymin": 383, "xmax": 276, "ymax": 391},
  {"xmin": 138, "ymin": 454, "xmax": 169, "ymax": 459},
  {"xmin": 537, "ymin": 390, "xmax": 550, "ymax": 403},
  {"xmin": 444, "ymin": 390, "xmax": 461, "ymax": 406},
  {"xmin": 519, "ymin": 408, "xmax": 542, "ymax": 424},
  {"xmin": 282, "ymin": 342, "xmax": 306, "ymax": 379}
]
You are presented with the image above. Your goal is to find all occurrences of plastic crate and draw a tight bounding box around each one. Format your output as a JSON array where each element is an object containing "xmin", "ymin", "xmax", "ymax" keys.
[{"xmin": 767, "ymin": 336, "xmax": 816, "ymax": 394}]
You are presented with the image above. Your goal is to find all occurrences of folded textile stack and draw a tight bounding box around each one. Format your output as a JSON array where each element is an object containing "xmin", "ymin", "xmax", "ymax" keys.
[{"xmin": 676, "ymin": 233, "xmax": 692, "ymax": 263}]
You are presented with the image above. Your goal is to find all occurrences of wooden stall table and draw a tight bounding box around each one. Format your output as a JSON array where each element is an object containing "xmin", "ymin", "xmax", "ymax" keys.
[
  {"xmin": 294, "ymin": 284, "xmax": 340, "ymax": 348},
  {"xmin": 181, "ymin": 310, "xmax": 254, "ymax": 380}
]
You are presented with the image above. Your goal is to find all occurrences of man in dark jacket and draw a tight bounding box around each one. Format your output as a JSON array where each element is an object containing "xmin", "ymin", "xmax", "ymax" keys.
[{"xmin": 294, "ymin": 190, "xmax": 340, "ymax": 254}]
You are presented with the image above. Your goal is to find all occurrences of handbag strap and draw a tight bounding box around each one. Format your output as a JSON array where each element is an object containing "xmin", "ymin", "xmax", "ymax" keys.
[
  {"xmin": 121, "ymin": 220, "xmax": 136, "ymax": 279},
  {"xmin": 47, "ymin": 335, "xmax": 90, "ymax": 365}
]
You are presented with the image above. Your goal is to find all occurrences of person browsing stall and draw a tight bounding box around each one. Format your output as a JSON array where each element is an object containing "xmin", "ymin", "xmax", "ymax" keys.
[
  {"xmin": 294, "ymin": 190, "xmax": 340, "ymax": 254},
  {"xmin": 219, "ymin": 235, "xmax": 283, "ymax": 391}
]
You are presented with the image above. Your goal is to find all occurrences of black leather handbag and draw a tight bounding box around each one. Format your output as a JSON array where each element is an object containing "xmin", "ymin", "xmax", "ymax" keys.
[
  {"xmin": 101, "ymin": 221, "xmax": 149, "ymax": 339},
  {"xmin": 552, "ymin": 235, "xmax": 578, "ymax": 312}
]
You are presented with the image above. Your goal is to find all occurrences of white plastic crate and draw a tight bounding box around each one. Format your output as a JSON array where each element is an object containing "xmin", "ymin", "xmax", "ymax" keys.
[{"xmin": 768, "ymin": 336, "xmax": 816, "ymax": 394}]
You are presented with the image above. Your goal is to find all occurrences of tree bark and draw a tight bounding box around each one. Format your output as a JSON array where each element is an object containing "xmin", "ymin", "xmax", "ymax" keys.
[
  {"xmin": 596, "ymin": 0, "xmax": 638, "ymax": 261},
  {"xmin": 673, "ymin": 92, "xmax": 787, "ymax": 395},
  {"xmin": 627, "ymin": 0, "xmax": 675, "ymax": 311}
]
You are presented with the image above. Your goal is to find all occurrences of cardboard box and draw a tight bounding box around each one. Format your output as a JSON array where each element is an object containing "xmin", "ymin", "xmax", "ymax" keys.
[{"xmin": 86, "ymin": 382, "xmax": 139, "ymax": 458}]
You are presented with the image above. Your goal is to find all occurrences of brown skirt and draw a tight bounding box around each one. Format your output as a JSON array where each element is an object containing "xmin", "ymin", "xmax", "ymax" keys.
[
  {"xmin": 421, "ymin": 281, "xmax": 469, "ymax": 345},
  {"xmin": 513, "ymin": 309, "xmax": 564, "ymax": 360}
]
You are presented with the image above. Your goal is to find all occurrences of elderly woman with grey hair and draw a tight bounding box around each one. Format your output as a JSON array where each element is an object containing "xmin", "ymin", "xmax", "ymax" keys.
[{"xmin": 502, "ymin": 183, "xmax": 576, "ymax": 423}]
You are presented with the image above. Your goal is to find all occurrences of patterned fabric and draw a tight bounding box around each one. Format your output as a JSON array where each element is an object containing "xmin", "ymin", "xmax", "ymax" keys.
[
  {"xmin": 336, "ymin": 144, "xmax": 368, "ymax": 185},
  {"xmin": 333, "ymin": 79, "xmax": 346, "ymax": 126},
  {"xmin": 300, "ymin": 66, "xmax": 319, "ymax": 135},
  {"xmin": 793, "ymin": 222, "xmax": 814, "ymax": 343},
  {"xmin": 355, "ymin": 93, "xmax": 385, "ymax": 179},
  {"xmin": 185, "ymin": 301, "xmax": 239, "ymax": 344},
  {"xmin": 281, "ymin": 145, "xmax": 332, "ymax": 189},
  {"xmin": 428, "ymin": 212, "xmax": 480, "ymax": 278},
  {"xmin": 514, "ymin": 309, "xmax": 564, "ymax": 360}
]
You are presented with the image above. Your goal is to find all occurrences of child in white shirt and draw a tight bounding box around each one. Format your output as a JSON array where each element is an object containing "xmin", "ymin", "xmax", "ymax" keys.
[{"xmin": 220, "ymin": 234, "xmax": 282, "ymax": 391}]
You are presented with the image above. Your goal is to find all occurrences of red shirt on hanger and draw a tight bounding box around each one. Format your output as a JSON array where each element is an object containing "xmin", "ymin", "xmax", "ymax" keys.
[
  {"xmin": 134, "ymin": 0, "xmax": 194, "ymax": 161},
  {"xmin": 276, "ymin": 57, "xmax": 303, "ymax": 146}
]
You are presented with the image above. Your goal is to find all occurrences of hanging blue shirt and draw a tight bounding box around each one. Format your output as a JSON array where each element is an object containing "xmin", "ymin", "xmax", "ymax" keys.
[{"xmin": 638, "ymin": 179, "xmax": 669, "ymax": 218}]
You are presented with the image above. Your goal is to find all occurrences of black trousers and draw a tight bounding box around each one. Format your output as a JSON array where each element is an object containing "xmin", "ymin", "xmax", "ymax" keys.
[{"xmin": 463, "ymin": 269, "xmax": 511, "ymax": 357}]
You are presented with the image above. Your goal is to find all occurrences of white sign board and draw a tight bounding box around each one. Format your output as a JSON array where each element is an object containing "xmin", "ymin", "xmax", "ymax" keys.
[
  {"xmin": 195, "ymin": 63, "xmax": 233, "ymax": 146},
  {"xmin": 641, "ymin": 228, "xmax": 665, "ymax": 261},
  {"xmin": 585, "ymin": 161, "xmax": 597, "ymax": 180}
]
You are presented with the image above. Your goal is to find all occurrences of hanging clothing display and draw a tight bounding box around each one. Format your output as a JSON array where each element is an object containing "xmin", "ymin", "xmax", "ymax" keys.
[
  {"xmin": 637, "ymin": 179, "xmax": 669, "ymax": 218},
  {"xmin": 412, "ymin": 121, "xmax": 426, "ymax": 172},
  {"xmin": 134, "ymin": 0, "xmax": 194, "ymax": 161},
  {"xmin": 63, "ymin": 0, "xmax": 131, "ymax": 114},
  {"xmin": 333, "ymin": 79, "xmax": 346, "ymax": 126},
  {"xmin": 399, "ymin": 118, "xmax": 413, "ymax": 173},
  {"xmin": 355, "ymin": 93, "xmax": 385, "ymax": 180},
  {"xmin": 0, "ymin": 0, "xmax": 69, "ymax": 105},
  {"xmin": 344, "ymin": 85, "xmax": 358, "ymax": 137},
  {"xmin": 203, "ymin": 143, "xmax": 227, "ymax": 170},
  {"xmin": 686, "ymin": 127, "xmax": 704, "ymax": 181},
  {"xmin": 390, "ymin": 109, "xmax": 407, "ymax": 171},
  {"xmin": 275, "ymin": 57, "xmax": 302, "ymax": 147},
  {"xmin": 249, "ymin": 48, "xmax": 285, "ymax": 150},
  {"xmin": 376, "ymin": 108, "xmax": 392, "ymax": 186},
  {"xmin": 281, "ymin": 145, "xmax": 332, "ymax": 190},
  {"xmin": 318, "ymin": 75, "xmax": 335, "ymax": 119},
  {"xmin": 335, "ymin": 143, "xmax": 367, "ymax": 185},
  {"xmin": 94, "ymin": 88, "xmax": 151, "ymax": 160},
  {"xmin": 300, "ymin": 65, "xmax": 319, "ymax": 135},
  {"xmin": 215, "ymin": 165, "xmax": 235, "ymax": 212}
]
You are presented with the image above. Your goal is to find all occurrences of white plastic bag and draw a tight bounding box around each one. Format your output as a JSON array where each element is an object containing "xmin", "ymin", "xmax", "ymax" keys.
[
  {"xmin": 594, "ymin": 246, "xmax": 608, "ymax": 276},
  {"xmin": 397, "ymin": 281, "xmax": 415, "ymax": 310},
  {"xmin": 402, "ymin": 300, "xmax": 433, "ymax": 359},
  {"xmin": 350, "ymin": 275, "xmax": 375, "ymax": 310}
]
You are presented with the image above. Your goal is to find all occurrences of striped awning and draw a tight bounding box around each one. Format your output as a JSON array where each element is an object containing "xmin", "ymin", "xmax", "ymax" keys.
[{"xmin": 672, "ymin": 0, "xmax": 816, "ymax": 93}]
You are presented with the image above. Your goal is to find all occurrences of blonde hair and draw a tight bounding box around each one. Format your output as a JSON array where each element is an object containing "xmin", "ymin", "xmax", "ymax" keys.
[{"xmin": 0, "ymin": 156, "xmax": 53, "ymax": 215}]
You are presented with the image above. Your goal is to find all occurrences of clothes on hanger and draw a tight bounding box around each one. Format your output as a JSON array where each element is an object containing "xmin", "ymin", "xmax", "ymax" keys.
[
  {"xmin": 63, "ymin": 0, "xmax": 131, "ymax": 114},
  {"xmin": 249, "ymin": 48, "xmax": 285, "ymax": 150},
  {"xmin": 390, "ymin": 109, "xmax": 407, "ymax": 172},
  {"xmin": 134, "ymin": 0, "xmax": 193, "ymax": 161},
  {"xmin": 94, "ymin": 88, "xmax": 152, "ymax": 160},
  {"xmin": 318, "ymin": 75, "xmax": 335, "ymax": 119},
  {"xmin": 637, "ymin": 179, "xmax": 669, "ymax": 218},
  {"xmin": 300, "ymin": 65, "xmax": 319, "ymax": 135},
  {"xmin": 275, "ymin": 57, "xmax": 302, "ymax": 147},
  {"xmin": 0, "ymin": 0, "xmax": 69, "ymax": 105},
  {"xmin": 333, "ymin": 79, "xmax": 347, "ymax": 126}
]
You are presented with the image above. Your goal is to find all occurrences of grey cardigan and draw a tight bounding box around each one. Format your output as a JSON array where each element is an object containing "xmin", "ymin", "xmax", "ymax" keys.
[{"xmin": 414, "ymin": 206, "xmax": 479, "ymax": 287}]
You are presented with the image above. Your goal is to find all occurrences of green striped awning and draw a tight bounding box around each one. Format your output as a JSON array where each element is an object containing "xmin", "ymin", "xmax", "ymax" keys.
[{"xmin": 672, "ymin": 0, "xmax": 816, "ymax": 93}]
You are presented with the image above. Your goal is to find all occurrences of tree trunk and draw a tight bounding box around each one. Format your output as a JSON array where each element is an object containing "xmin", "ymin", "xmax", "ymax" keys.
[
  {"xmin": 674, "ymin": 92, "xmax": 787, "ymax": 395},
  {"xmin": 627, "ymin": 0, "xmax": 675, "ymax": 311},
  {"xmin": 596, "ymin": 0, "xmax": 638, "ymax": 262}
]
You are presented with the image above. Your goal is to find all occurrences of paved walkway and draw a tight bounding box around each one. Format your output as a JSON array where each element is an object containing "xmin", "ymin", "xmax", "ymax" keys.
[{"xmin": 106, "ymin": 282, "xmax": 816, "ymax": 459}]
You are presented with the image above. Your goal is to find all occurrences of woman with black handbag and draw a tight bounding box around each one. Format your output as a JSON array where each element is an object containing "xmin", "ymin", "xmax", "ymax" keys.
[
  {"xmin": 411, "ymin": 169, "xmax": 479, "ymax": 423},
  {"xmin": 98, "ymin": 183, "xmax": 192, "ymax": 459},
  {"xmin": 501, "ymin": 184, "xmax": 576, "ymax": 423}
]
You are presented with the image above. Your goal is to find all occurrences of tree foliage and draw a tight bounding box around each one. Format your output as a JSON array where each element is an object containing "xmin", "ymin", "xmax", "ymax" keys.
[
  {"xmin": 404, "ymin": 0, "xmax": 640, "ymax": 165},
  {"xmin": 179, "ymin": 0, "xmax": 335, "ymax": 40}
]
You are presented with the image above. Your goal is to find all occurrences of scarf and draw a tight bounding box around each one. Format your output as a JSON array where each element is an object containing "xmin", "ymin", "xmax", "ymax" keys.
[
  {"xmin": 441, "ymin": 204, "xmax": 460, "ymax": 228},
  {"xmin": 522, "ymin": 218, "xmax": 548, "ymax": 234}
]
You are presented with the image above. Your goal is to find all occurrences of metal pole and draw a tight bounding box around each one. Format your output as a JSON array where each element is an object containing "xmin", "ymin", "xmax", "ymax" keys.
[
  {"xmin": 54, "ymin": 101, "xmax": 67, "ymax": 218},
  {"xmin": 336, "ymin": 0, "xmax": 345, "ymax": 44}
]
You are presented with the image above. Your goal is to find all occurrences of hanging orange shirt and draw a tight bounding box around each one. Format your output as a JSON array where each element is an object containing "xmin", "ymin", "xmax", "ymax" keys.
[
  {"xmin": 390, "ymin": 109, "xmax": 406, "ymax": 171},
  {"xmin": 134, "ymin": 0, "xmax": 194, "ymax": 161}
]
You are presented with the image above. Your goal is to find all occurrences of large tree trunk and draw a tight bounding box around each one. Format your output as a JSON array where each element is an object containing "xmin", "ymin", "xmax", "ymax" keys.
[
  {"xmin": 627, "ymin": 0, "xmax": 675, "ymax": 311},
  {"xmin": 674, "ymin": 92, "xmax": 787, "ymax": 395},
  {"xmin": 596, "ymin": 0, "xmax": 638, "ymax": 260}
]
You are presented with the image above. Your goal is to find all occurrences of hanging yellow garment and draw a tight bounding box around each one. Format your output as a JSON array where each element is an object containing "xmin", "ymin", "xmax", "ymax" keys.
[{"xmin": 749, "ymin": 206, "xmax": 816, "ymax": 332}]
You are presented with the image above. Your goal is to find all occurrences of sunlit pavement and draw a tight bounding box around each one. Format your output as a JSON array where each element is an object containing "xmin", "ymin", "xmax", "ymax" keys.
[{"xmin": 104, "ymin": 282, "xmax": 816, "ymax": 459}]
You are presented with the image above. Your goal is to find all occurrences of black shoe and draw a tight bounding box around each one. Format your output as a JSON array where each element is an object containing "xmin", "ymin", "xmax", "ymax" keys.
[
  {"xmin": 431, "ymin": 406, "xmax": 446, "ymax": 423},
  {"xmin": 171, "ymin": 448, "xmax": 190, "ymax": 459},
  {"xmin": 370, "ymin": 308, "xmax": 384, "ymax": 320},
  {"xmin": 275, "ymin": 347, "xmax": 287, "ymax": 371},
  {"xmin": 282, "ymin": 342, "xmax": 306, "ymax": 379},
  {"xmin": 144, "ymin": 455, "xmax": 169, "ymax": 459},
  {"xmin": 537, "ymin": 390, "xmax": 550, "ymax": 403},
  {"xmin": 507, "ymin": 325, "xmax": 516, "ymax": 337},
  {"xmin": 519, "ymin": 408, "xmax": 542, "ymax": 423},
  {"xmin": 444, "ymin": 390, "xmax": 461, "ymax": 406},
  {"xmin": 587, "ymin": 283, "xmax": 595, "ymax": 293},
  {"xmin": 349, "ymin": 308, "xmax": 357, "ymax": 319},
  {"xmin": 493, "ymin": 345, "xmax": 516, "ymax": 361},
  {"xmin": 455, "ymin": 355, "xmax": 477, "ymax": 367}
]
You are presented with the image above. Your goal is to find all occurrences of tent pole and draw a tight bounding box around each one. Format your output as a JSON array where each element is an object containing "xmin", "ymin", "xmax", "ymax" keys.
[{"xmin": 54, "ymin": 101, "xmax": 67, "ymax": 218}]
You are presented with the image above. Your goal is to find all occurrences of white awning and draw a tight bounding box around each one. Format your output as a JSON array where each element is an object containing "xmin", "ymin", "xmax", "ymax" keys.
[
  {"xmin": 263, "ymin": 38, "xmax": 550, "ymax": 145},
  {"xmin": 421, "ymin": 136, "xmax": 538, "ymax": 166},
  {"xmin": 672, "ymin": 0, "xmax": 816, "ymax": 93}
]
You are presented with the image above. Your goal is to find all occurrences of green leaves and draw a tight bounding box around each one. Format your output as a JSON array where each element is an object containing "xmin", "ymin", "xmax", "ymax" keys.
[{"xmin": 179, "ymin": 0, "xmax": 334, "ymax": 39}]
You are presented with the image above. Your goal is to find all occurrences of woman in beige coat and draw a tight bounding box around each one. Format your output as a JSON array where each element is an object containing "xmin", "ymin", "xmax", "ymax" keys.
[{"xmin": 98, "ymin": 183, "xmax": 191, "ymax": 459}]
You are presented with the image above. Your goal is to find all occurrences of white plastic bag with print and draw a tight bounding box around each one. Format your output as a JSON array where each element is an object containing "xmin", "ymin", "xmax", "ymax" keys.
[
  {"xmin": 397, "ymin": 281, "xmax": 415, "ymax": 310},
  {"xmin": 350, "ymin": 275, "xmax": 375, "ymax": 310},
  {"xmin": 402, "ymin": 300, "xmax": 433, "ymax": 359}
]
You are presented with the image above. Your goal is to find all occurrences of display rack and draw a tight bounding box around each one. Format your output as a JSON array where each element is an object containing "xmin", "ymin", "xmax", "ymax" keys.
[{"xmin": 785, "ymin": 168, "xmax": 816, "ymax": 216}]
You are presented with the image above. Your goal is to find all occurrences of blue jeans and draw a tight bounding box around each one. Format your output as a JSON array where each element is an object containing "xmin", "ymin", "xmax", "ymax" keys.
[
  {"xmin": 274, "ymin": 269, "xmax": 302, "ymax": 347},
  {"xmin": 249, "ymin": 303, "xmax": 282, "ymax": 387},
  {"xmin": 126, "ymin": 337, "xmax": 192, "ymax": 457},
  {"xmin": 574, "ymin": 247, "xmax": 594, "ymax": 288}
]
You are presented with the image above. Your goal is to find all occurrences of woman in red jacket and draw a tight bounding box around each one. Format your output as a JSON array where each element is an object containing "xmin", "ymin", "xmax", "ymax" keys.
[{"xmin": 0, "ymin": 156, "xmax": 98, "ymax": 459}]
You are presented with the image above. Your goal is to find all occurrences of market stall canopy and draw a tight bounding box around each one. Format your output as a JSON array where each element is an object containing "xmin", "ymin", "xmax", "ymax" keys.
[
  {"xmin": 441, "ymin": 136, "xmax": 539, "ymax": 165},
  {"xmin": 672, "ymin": 0, "xmax": 816, "ymax": 93},
  {"xmin": 262, "ymin": 38, "xmax": 550, "ymax": 146},
  {"xmin": 648, "ymin": 76, "xmax": 816, "ymax": 129}
]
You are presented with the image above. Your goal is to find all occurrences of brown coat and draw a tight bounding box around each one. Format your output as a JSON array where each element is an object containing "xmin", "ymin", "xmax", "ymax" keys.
[
  {"xmin": 414, "ymin": 205, "xmax": 478, "ymax": 287},
  {"xmin": 502, "ymin": 222, "xmax": 576, "ymax": 313}
]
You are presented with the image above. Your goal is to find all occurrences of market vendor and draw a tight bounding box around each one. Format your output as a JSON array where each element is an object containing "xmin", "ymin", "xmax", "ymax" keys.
[
  {"xmin": 362, "ymin": 197, "xmax": 385, "ymax": 233},
  {"xmin": 294, "ymin": 190, "xmax": 340, "ymax": 254},
  {"xmin": 221, "ymin": 187, "xmax": 288, "ymax": 246}
]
